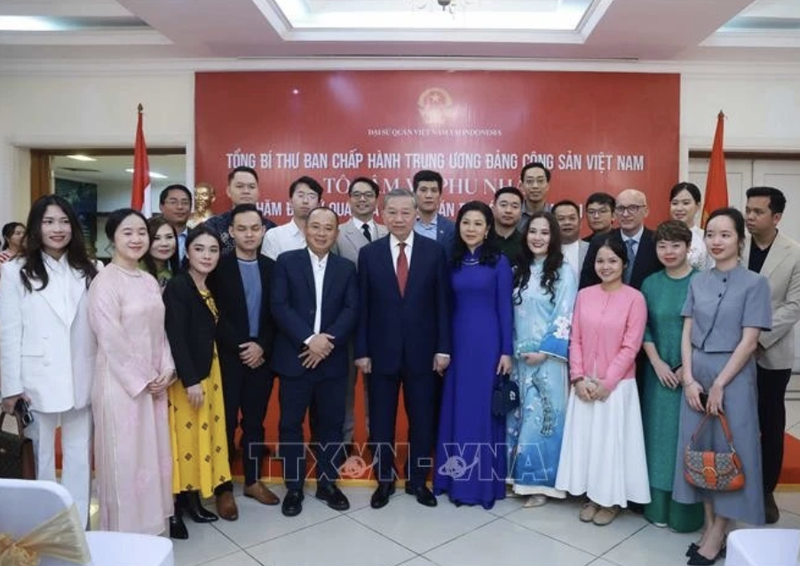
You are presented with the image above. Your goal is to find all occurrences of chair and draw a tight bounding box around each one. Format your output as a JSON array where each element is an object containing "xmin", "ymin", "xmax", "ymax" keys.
[
  {"xmin": 0, "ymin": 478, "xmax": 173, "ymax": 566},
  {"xmin": 726, "ymin": 528, "xmax": 800, "ymax": 566}
]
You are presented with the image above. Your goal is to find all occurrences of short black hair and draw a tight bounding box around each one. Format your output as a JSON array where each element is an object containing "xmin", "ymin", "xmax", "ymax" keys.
[
  {"xmin": 412, "ymin": 170, "xmax": 443, "ymax": 192},
  {"xmin": 520, "ymin": 162, "xmax": 551, "ymax": 183},
  {"xmin": 669, "ymin": 182, "xmax": 701, "ymax": 204},
  {"xmin": 227, "ymin": 166, "xmax": 259, "ymax": 184},
  {"xmin": 746, "ymin": 186, "xmax": 786, "ymax": 214},
  {"xmin": 493, "ymin": 186, "xmax": 523, "ymax": 204},
  {"xmin": 552, "ymin": 199, "xmax": 581, "ymax": 217},
  {"xmin": 289, "ymin": 176, "xmax": 323, "ymax": 198},
  {"xmin": 349, "ymin": 177, "xmax": 379, "ymax": 196},
  {"xmin": 654, "ymin": 219, "xmax": 692, "ymax": 245},
  {"xmin": 230, "ymin": 203, "xmax": 262, "ymax": 223},
  {"xmin": 159, "ymin": 184, "xmax": 192, "ymax": 206},
  {"xmin": 585, "ymin": 192, "xmax": 615, "ymax": 210}
]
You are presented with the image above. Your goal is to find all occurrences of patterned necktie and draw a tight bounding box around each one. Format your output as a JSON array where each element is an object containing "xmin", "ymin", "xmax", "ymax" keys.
[
  {"xmin": 396, "ymin": 242, "xmax": 408, "ymax": 296},
  {"xmin": 624, "ymin": 238, "xmax": 636, "ymax": 284},
  {"xmin": 362, "ymin": 223, "xmax": 372, "ymax": 242}
]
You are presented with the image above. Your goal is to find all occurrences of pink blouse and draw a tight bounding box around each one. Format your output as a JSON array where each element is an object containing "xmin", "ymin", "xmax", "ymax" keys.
[{"xmin": 569, "ymin": 284, "xmax": 647, "ymax": 392}]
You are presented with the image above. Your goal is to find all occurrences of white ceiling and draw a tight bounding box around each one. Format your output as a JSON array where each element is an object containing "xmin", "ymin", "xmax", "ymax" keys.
[
  {"xmin": 0, "ymin": 0, "xmax": 798, "ymax": 64},
  {"xmin": 52, "ymin": 154, "xmax": 186, "ymax": 185}
]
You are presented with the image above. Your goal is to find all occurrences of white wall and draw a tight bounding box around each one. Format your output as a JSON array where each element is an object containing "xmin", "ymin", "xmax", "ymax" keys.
[
  {"xmin": 2, "ymin": 65, "xmax": 800, "ymax": 228},
  {"xmin": 0, "ymin": 72, "xmax": 195, "ymax": 226}
]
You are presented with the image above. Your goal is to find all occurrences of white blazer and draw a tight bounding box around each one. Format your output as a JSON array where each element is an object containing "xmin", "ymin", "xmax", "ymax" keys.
[{"xmin": 0, "ymin": 256, "xmax": 97, "ymax": 413}]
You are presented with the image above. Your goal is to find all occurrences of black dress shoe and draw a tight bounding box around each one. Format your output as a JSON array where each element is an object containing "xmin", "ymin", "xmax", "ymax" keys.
[
  {"xmin": 686, "ymin": 543, "xmax": 699, "ymax": 557},
  {"xmin": 688, "ymin": 546, "xmax": 724, "ymax": 566},
  {"xmin": 370, "ymin": 483, "xmax": 396, "ymax": 509},
  {"xmin": 765, "ymin": 492, "xmax": 780, "ymax": 524},
  {"xmin": 405, "ymin": 484, "xmax": 437, "ymax": 507},
  {"xmin": 169, "ymin": 515, "xmax": 188, "ymax": 539},
  {"xmin": 180, "ymin": 491, "xmax": 219, "ymax": 523},
  {"xmin": 315, "ymin": 483, "xmax": 350, "ymax": 511},
  {"xmin": 282, "ymin": 489, "xmax": 305, "ymax": 517}
]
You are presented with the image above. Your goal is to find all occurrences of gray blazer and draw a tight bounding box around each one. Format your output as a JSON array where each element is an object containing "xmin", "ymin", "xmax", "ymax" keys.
[
  {"xmin": 335, "ymin": 218, "xmax": 388, "ymax": 267},
  {"xmin": 744, "ymin": 232, "xmax": 800, "ymax": 370}
]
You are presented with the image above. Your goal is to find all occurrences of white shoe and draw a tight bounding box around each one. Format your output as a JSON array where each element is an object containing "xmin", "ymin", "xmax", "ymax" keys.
[{"xmin": 523, "ymin": 494, "xmax": 549, "ymax": 508}]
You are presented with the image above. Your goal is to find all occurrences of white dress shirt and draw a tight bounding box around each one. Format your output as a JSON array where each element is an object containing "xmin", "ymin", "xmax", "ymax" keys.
[
  {"xmin": 354, "ymin": 218, "xmax": 378, "ymax": 241},
  {"xmin": 562, "ymin": 241, "xmax": 581, "ymax": 281},
  {"xmin": 390, "ymin": 231, "xmax": 414, "ymax": 273},
  {"xmin": 307, "ymin": 248, "xmax": 328, "ymax": 341},
  {"xmin": 262, "ymin": 219, "xmax": 306, "ymax": 260}
]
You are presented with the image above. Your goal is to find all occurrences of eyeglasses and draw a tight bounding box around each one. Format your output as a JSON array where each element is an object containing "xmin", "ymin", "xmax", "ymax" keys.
[
  {"xmin": 350, "ymin": 191, "xmax": 376, "ymax": 200},
  {"xmin": 616, "ymin": 205, "xmax": 645, "ymax": 216},
  {"xmin": 586, "ymin": 207, "xmax": 612, "ymax": 217}
]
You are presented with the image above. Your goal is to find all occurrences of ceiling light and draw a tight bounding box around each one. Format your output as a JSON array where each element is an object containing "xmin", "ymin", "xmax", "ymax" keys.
[
  {"xmin": 67, "ymin": 154, "xmax": 97, "ymax": 162},
  {"xmin": 126, "ymin": 168, "xmax": 168, "ymax": 179},
  {"xmin": 0, "ymin": 16, "xmax": 59, "ymax": 31}
]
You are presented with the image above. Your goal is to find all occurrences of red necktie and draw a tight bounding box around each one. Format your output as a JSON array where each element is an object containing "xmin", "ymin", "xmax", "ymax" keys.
[{"xmin": 396, "ymin": 242, "xmax": 408, "ymax": 297}]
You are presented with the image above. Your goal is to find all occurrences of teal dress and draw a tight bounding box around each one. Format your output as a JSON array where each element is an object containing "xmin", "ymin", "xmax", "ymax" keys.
[{"xmin": 640, "ymin": 269, "xmax": 703, "ymax": 532}]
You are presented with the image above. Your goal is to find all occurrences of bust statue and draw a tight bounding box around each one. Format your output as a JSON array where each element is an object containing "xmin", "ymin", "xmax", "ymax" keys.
[{"xmin": 187, "ymin": 182, "xmax": 216, "ymax": 228}]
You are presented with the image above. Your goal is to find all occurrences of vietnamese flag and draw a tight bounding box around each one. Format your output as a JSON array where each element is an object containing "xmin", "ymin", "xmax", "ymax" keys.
[
  {"xmin": 131, "ymin": 104, "xmax": 152, "ymax": 217},
  {"xmin": 701, "ymin": 111, "xmax": 728, "ymax": 228}
]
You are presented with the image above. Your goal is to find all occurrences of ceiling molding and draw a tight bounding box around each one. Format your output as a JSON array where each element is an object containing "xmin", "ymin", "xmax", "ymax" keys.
[{"xmin": 0, "ymin": 29, "xmax": 171, "ymax": 46}]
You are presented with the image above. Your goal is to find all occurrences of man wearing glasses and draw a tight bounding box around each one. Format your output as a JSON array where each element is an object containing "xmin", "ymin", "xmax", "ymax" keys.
[
  {"xmin": 579, "ymin": 188, "xmax": 660, "ymax": 290},
  {"xmin": 334, "ymin": 177, "xmax": 388, "ymax": 447},
  {"xmin": 517, "ymin": 162, "xmax": 552, "ymax": 230},
  {"xmin": 159, "ymin": 184, "xmax": 192, "ymax": 262},
  {"xmin": 583, "ymin": 192, "xmax": 616, "ymax": 243}
]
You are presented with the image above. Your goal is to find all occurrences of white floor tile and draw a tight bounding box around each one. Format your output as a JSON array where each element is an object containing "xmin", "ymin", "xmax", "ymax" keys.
[
  {"xmin": 212, "ymin": 484, "xmax": 341, "ymax": 548},
  {"xmin": 785, "ymin": 400, "xmax": 800, "ymax": 430},
  {"xmin": 247, "ymin": 515, "xmax": 415, "ymax": 566},
  {"xmin": 774, "ymin": 492, "xmax": 800, "ymax": 516},
  {"xmin": 424, "ymin": 518, "xmax": 595, "ymax": 566},
  {"xmin": 350, "ymin": 493, "xmax": 496, "ymax": 554},
  {"xmin": 396, "ymin": 557, "xmax": 442, "ymax": 566},
  {"xmin": 587, "ymin": 560, "xmax": 622, "ymax": 566},
  {"xmin": 502, "ymin": 497, "xmax": 648, "ymax": 556},
  {"xmin": 172, "ymin": 519, "xmax": 240, "ymax": 566},
  {"xmin": 602, "ymin": 524, "xmax": 699, "ymax": 566},
  {"xmin": 485, "ymin": 494, "xmax": 526, "ymax": 517},
  {"xmin": 196, "ymin": 551, "xmax": 262, "ymax": 566}
]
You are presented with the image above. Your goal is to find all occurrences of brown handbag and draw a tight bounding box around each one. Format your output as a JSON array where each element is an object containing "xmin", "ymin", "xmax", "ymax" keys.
[
  {"xmin": 684, "ymin": 412, "xmax": 745, "ymax": 492},
  {"xmin": 0, "ymin": 412, "xmax": 36, "ymax": 479}
]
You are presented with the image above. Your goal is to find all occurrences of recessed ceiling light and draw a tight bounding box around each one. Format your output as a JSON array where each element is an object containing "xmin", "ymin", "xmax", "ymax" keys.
[
  {"xmin": 125, "ymin": 168, "xmax": 168, "ymax": 179},
  {"xmin": 0, "ymin": 16, "xmax": 59, "ymax": 31},
  {"xmin": 67, "ymin": 154, "xmax": 97, "ymax": 162}
]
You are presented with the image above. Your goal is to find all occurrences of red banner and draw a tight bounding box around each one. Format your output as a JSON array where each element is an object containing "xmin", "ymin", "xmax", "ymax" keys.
[{"xmin": 195, "ymin": 71, "xmax": 680, "ymax": 227}]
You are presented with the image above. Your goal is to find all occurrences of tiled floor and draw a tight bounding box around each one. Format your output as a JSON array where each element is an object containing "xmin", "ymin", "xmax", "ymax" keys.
[{"xmin": 96, "ymin": 396, "xmax": 800, "ymax": 565}]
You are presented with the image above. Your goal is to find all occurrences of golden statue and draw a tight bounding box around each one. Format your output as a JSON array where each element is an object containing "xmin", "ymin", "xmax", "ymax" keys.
[{"xmin": 187, "ymin": 182, "xmax": 216, "ymax": 228}]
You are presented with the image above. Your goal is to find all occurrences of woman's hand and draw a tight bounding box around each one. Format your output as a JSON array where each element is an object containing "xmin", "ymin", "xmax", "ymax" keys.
[
  {"xmin": 652, "ymin": 359, "xmax": 680, "ymax": 390},
  {"xmin": 574, "ymin": 380, "xmax": 593, "ymax": 402},
  {"xmin": 186, "ymin": 384, "xmax": 204, "ymax": 409},
  {"xmin": 147, "ymin": 372, "xmax": 173, "ymax": 395},
  {"xmin": 520, "ymin": 352, "xmax": 547, "ymax": 366},
  {"xmin": 591, "ymin": 381, "xmax": 611, "ymax": 402},
  {"xmin": 707, "ymin": 381, "xmax": 725, "ymax": 416},
  {"xmin": 496, "ymin": 355, "xmax": 513, "ymax": 375},
  {"xmin": 1, "ymin": 393, "xmax": 30, "ymax": 415},
  {"xmin": 684, "ymin": 381, "xmax": 705, "ymax": 412}
]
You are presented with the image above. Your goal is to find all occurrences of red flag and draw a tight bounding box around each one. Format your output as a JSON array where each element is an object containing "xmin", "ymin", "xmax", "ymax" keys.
[
  {"xmin": 131, "ymin": 104, "xmax": 152, "ymax": 217},
  {"xmin": 701, "ymin": 111, "xmax": 728, "ymax": 228}
]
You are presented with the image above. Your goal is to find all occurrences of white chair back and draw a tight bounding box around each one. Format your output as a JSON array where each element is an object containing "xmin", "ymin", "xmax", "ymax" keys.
[{"xmin": 726, "ymin": 528, "xmax": 800, "ymax": 566}]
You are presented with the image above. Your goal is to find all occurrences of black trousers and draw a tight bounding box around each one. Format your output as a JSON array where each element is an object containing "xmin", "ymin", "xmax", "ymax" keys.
[
  {"xmin": 369, "ymin": 370, "xmax": 439, "ymax": 488},
  {"xmin": 219, "ymin": 350, "xmax": 274, "ymax": 486},
  {"xmin": 279, "ymin": 370, "xmax": 347, "ymax": 491},
  {"xmin": 757, "ymin": 364, "xmax": 792, "ymax": 494}
]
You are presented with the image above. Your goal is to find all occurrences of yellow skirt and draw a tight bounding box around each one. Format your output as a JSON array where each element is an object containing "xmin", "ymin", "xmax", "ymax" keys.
[{"xmin": 168, "ymin": 349, "xmax": 231, "ymax": 498}]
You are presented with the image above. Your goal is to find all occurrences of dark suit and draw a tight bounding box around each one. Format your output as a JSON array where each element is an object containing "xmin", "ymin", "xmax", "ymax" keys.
[
  {"xmin": 271, "ymin": 249, "xmax": 358, "ymax": 490},
  {"xmin": 356, "ymin": 234, "xmax": 451, "ymax": 487},
  {"xmin": 208, "ymin": 253, "xmax": 277, "ymax": 486},
  {"xmin": 579, "ymin": 227, "xmax": 661, "ymax": 290}
]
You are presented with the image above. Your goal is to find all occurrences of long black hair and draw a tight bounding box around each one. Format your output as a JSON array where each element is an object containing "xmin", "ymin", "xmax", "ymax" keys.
[
  {"xmin": 142, "ymin": 215, "xmax": 180, "ymax": 279},
  {"xmin": 513, "ymin": 211, "xmax": 563, "ymax": 304},
  {"xmin": 451, "ymin": 200, "xmax": 501, "ymax": 268},
  {"xmin": 20, "ymin": 195, "xmax": 98, "ymax": 292},
  {"xmin": 2, "ymin": 222, "xmax": 24, "ymax": 251}
]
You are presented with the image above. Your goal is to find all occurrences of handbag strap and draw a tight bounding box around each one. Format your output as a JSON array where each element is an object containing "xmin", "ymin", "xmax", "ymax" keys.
[
  {"xmin": 0, "ymin": 412, "xmax": 26, "ymax": 441},
  {"xmin": 688, "ymin": 412, "xmax": 736, "ymax": 452}
]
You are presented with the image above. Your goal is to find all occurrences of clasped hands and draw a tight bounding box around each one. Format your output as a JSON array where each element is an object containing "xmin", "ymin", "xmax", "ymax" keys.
[
  {"xmin": 299, "ymin": 333, "xmax": 335, "ymax": 369},
  {"xmin": 574, "ymin": 377, "xmax": 611, "ymax": 402},
  {"xmin": 146, "ymin": 370, "xmax": 176, "ymax": 396},
  {"xmin": 684, "ymin": 375, "xmax": 724, "ymax": 415}
]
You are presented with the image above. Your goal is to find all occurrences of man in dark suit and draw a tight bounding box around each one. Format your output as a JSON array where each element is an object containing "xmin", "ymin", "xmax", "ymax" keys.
[
  {"xmin": 579, "ymin": 189, "xmax": 661, "ymax": 290},
  {"xmin": 356, "ymin": 188, "xmax": 451, "ymax": 509},
  {"xmin": 412, "ymin": 170, "xmax": 456, "ymax": 260},
  {"xmin": 208, "ymin": 204, "xmax": 280, "ymax": 518},
  {"xmin": 271, "ymin": 206, "xmax": 358, "ymax": 517}
]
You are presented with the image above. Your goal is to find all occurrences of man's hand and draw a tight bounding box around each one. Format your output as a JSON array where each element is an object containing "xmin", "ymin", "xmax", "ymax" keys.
[
  {"xmin": 355, "ymin": 357, "xmax": 372, "ymax": 374},
  {"xmin": 299, "ymin": 350, "xmax": 326, "ymax": 369},
  {"xmin": 307, "ymin": 333, "xmax": 335, "ymax": 358},
  {"xmin": 239, "ymin": 341, "xmax": 265, "ymax": 367},
  {"xmin": 433, "ymin": 354, "xmax": 450, "ymax": 376}
]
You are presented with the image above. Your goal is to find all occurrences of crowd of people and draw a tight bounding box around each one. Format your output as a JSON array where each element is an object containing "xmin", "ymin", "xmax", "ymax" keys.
[{"xmin": 1, "ymin": 162, "xmax": 799, "ymax": 566}]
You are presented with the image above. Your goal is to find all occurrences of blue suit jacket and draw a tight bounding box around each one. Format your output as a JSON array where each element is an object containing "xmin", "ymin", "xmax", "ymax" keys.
[
  {"xmin": 436, "ymin": 214, "xmax": 456, "ymax": 262},
  {"xmin": 270, "ymin": 249, "xmax": 358, "ymax": 378},
  {"xmin": 356, "ymin": 235, "xmax": 451, "ymax": 376}
]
